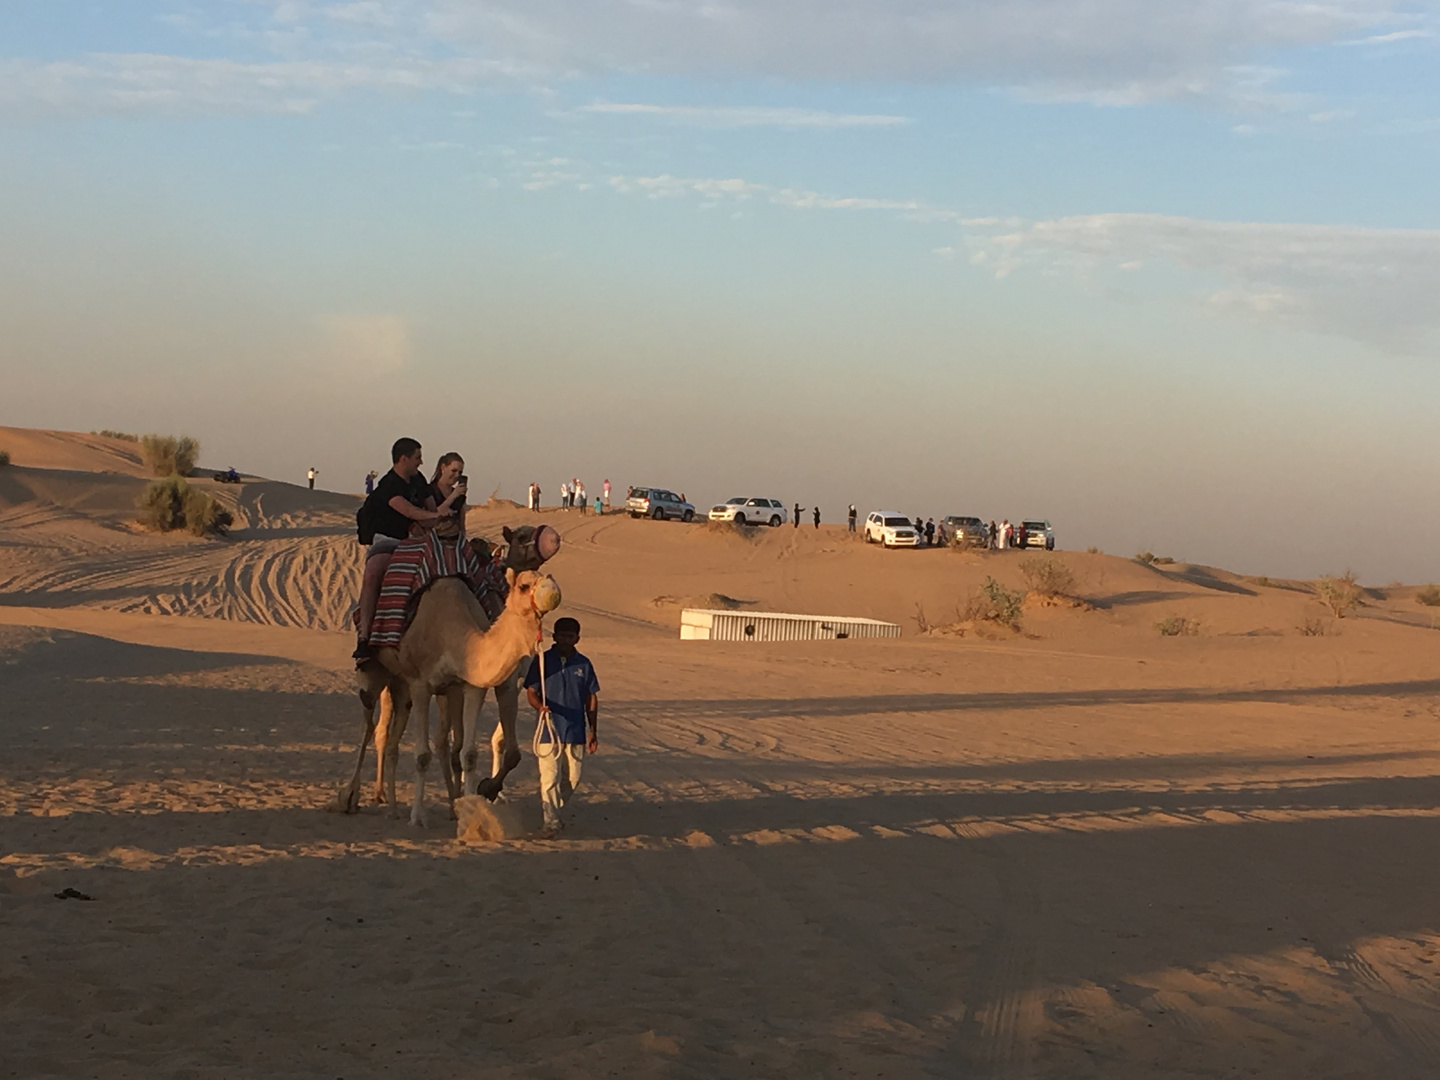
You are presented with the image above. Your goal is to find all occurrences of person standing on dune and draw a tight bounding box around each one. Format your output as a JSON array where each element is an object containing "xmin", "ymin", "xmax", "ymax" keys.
[
  {"xmin": 813, "ymin": 506, "xmax": 820, "ymax": 529},
  {"xmin": 307, "ymin": 466, "xmax": 317, "ymax": 490},
  {"xmin": 848, "ymin": 504, "xmax": 857, "ymax": 532},
  {"xmin": 575, "ymin": 479, "xmax": 587, "ymax": 515},
  {"xmin": 602, "ymin": 478, "xmax": 611, "ymax": 511},
  {"xmin": 793, "ymin": 504, "xmax": 804, "ymax": 529}
]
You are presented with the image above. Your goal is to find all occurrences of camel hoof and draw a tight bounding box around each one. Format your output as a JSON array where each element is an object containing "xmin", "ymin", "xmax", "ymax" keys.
[{"xmin": 476, "ymin": 777, "xmax": 503, "ymax": 802}]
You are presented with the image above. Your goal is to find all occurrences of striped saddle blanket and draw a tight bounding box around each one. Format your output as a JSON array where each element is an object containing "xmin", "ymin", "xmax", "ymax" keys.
[{"xmin": 366, "ymin": 531, "xmax": 507, "ymax": 650}]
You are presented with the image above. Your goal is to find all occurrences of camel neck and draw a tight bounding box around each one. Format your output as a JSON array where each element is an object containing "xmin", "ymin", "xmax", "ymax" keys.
[{"xmin": 461, "ymin": 602, "xmax": 539, "ymax": 687}]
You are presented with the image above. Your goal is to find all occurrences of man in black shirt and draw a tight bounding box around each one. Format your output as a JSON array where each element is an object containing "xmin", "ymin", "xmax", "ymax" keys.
[{"xmin": 354, "ymin": 437, "xmax": 453, "ymax": 659}]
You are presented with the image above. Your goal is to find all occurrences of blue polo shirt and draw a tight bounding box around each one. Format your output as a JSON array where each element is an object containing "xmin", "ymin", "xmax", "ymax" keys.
[{"xmin": 523, "ymin": 647, "xmax": 600, "ymax": 745}]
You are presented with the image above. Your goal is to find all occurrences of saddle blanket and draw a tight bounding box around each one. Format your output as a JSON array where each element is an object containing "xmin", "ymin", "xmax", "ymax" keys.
[{"xmin": 367, "ymin": 531, "xmax": 507, "ymax": 650}]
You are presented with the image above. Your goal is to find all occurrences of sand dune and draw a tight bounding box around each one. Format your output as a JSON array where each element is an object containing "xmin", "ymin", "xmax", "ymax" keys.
[{"xmin": 3, "ymin": 426, "xmax": 1440, "ymax": 1078}]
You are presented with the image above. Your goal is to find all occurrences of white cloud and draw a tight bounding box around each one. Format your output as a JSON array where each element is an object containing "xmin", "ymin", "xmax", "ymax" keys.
[
  {"xmin": 968, "ymin": 213, "xmax": 1440, "ymax": 349},
  {"xmin": 0, "ymin": 53, "xmax": 527, "ymax": 116},
  {"xmin": 2, "ymin": 0, "xmax": 1424, "ymax": 116},
  {"xmin": 424, "ymin": 0, "xmax": 1411, "ymax": 107},
  {"xmin": 1338, "ymin": 27, "xmax": 1433, "ymax": 44},
  {"xmin": 578, "ymin": 102, "xmax": 913, "ymax": 128},
  {"xmin": 607, "ymin": 172, "xmax": 944, "ymax": 216}
]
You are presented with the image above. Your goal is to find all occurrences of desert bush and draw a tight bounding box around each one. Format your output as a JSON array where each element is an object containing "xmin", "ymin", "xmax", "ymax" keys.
[
  {"xmin": 1156, "ymin": 616, "xmax": 1200, "ymax": 637},
  {"xmin": 1314, "ymin": 571, "xmax": 1363, "ymax": 619},
  {"xmin": 140, "ymin": 434, "xmax": 200, "ymax": 477},
  {"xmin": 182, "ymin": 486, "xmax": 233, "ymax": 536},
  {"xmin": 1020, "ymin": 555, "xmax": 1076, "ymax": 598},
  {"xmin": 1153, "ymin": 556, "xmax": 1175, "ymax": 565},
  {"xmin": 0, "ymin": 449, "xmax": 9, "ymax": 467},
  {"xmin": 136, "ymin": 475, "xmax": 231, "ymax": 536},
  {"xmin": 95, "ymin": 430, "xmax": 139, "ymax": 442},
  {"xmin": 913, "ymin": 603, "xmax": 932, "ymax": 633},
  {"xmin": 137, "ymin": 475, "xmax": 188, "ymax": 531},
  {"xmin": 1135, "ymin": 551, "xmax": 1156, "ymax": 565},
  {"xmin": 1299, "ymin": 617, "xmax": 1330, "ymax": 637},
  {"xmin": 1416, "ymin": 584, "xmax": 1440, "ymax": 607},
  {"xmin": 960, "ymin": 576, "xmax": 1025, "ymax": 630},
  {"xmin": 1085, "ymin": 546, "xmax": 1101, "ymax": 554}
]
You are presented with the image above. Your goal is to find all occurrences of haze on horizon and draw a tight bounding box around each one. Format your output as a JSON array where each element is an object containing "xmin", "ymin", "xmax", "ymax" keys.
[{"xmin": 2, "ymin": 1, "xmax": 1438, "ymax": 583}]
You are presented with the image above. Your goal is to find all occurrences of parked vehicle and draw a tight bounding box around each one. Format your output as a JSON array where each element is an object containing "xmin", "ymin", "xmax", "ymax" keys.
[
  {"xmin": 708, "ymin": 497, "xmax": 787, "ymax": 527},
  {"xmin": 863, "ymin": 511, "xmax": 920, "ymax": 548},
  {"xmin": 937, "ymin": 515, "xmax": 988, "ymax": 548},
  {"xmin": 626, "ymin": 487, "xmax": 695, "ymax": 521},
  {"xmin": 213, "ymin": 468, "xmax": 241, "ymax": 484},
  {"xmin": 1020, "ymin": 520, "xmax": 1056, "ymax": 550}
]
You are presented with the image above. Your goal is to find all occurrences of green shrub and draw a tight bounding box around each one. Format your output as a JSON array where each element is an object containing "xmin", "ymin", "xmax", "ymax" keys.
[
  {"xmin": 136, "ymin": 475, "xmax": 231, "ymax": 536},
  {"xmin": 137, "ymin": 475, "xmax": 188, "ymax": 531},
  {"xmin": 961, "ymin": 576, "xmax": 1024, "ymax": 630},
  {"xmin": 1314, "ymin": 571, "xmax": 1362, "ymax": 619},
  {"xmin": 1156, "ymin": 616, "xmax": 1200, "ymax": 637},
  {"xmin": 140, "ymin": 434, "xmax": 200, "ymax": 477},
  {"xmin": 183, "ymin": 486, "xmax": 233, "ymax": 536},
  {"xmin": 1020, "ymin": 555, "xmax": 1076, "ymax": 598},
  {"xmin": 0, "ymin": 449, "xmax": 9, "ymax": 467},
  {"xmin": 1417, "ymin": 585, "xmax": 1440, "ymax": 607}
]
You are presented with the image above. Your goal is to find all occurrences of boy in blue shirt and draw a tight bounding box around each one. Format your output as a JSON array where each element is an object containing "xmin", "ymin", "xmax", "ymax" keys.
[{"xmin": 523, "ymin": 617, "xmax": 600, "ymax": 837}]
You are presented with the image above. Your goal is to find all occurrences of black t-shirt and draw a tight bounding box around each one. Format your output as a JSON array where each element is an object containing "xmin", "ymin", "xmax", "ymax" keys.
[{"xmin": 371, "ymin": 469, "xmax": 429, "ymax": 540}]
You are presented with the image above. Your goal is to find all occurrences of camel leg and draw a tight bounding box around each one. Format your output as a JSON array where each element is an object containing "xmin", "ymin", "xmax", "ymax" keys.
[
  {"xmin": 440, "ymin": 684, "xmax": 466, "ymax": 808},
  {"xmin": 409, "ymin": 681, "xmax": 434, "ymax": 828},
  {"xmin": 383, "ymin": 682, "xmax": 413, "ymax": 818},
  {"xmin": 372, "ymin": 686, "xmax": 394, "ymax": 804},
  {"xmin": 459, "ymin": 685, "xmax": 487, "ymax": 797},
  {"xmin": 339, "ymin": 686, "xmax": 379, "ymax": 814},
  {"xmin": 485, "ymin": 666, "xmax": 526, "ymax": 800}
]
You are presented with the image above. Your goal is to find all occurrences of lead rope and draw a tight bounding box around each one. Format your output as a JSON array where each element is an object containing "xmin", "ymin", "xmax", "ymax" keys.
[{"xmin": 530, "ymin": 617, "xmax": 561, "ymax": 759}]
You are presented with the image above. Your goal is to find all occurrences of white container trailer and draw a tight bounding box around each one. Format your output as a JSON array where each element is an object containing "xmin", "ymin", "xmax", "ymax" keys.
[{"xmin": 680, "ymin": 608, "xmax": 902, "ymax": 642}]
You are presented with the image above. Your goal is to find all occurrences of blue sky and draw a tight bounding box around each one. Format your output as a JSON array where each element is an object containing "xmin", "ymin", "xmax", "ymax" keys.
[{"xmin": 3, "ymin": 1, "xmax": 1439, "ymax": 581}]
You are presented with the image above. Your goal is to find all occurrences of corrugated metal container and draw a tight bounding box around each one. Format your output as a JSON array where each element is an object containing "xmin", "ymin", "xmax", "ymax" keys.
[{"xmin": 680, "ymin": 608, "xmax": 901, "ymax": 642}]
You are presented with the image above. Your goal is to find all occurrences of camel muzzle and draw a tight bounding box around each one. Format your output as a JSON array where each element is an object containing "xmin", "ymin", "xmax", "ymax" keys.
[{"xmin": 533, "ymin": 575, "xmax": 562, "ymax": 614}]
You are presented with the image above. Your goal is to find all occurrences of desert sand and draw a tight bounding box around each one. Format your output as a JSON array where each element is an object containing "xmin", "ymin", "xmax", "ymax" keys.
[{"xmin": 4, "ymin": 426, "xmax": 1440, "ymax": 1078}]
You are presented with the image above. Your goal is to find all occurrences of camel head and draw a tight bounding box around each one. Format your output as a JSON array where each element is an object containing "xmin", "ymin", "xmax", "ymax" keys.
[
  {"xmin": 502, "ymin": 524, "xmax": 560, "ymax": 572},
  {"xmin": 504, "ymin": 567, "xmax": 561, "ymax": 617}
]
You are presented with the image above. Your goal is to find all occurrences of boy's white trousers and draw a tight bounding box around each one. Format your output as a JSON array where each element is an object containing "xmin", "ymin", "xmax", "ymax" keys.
[{"xmin": 538, "ymin": 743, "xmax": 585, "ymax": 828}]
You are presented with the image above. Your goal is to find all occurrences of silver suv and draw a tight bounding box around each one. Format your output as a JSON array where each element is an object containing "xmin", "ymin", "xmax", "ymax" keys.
[
  {"xmin": 938, "ymin": 515, "xmax": 989, "ymax": 549},
  {"xmin": 626, "ymin": 486, "xmax": 695, "ymax": 522}
]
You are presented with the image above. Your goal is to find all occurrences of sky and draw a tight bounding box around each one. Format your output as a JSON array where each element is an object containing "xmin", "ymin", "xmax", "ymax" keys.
[{"xmin": 2, "ymin": 0, "xmax": 1439, "ymax": 582}]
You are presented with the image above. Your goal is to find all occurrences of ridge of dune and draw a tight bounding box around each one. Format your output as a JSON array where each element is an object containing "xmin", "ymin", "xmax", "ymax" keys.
[{"xmin": 0, "ymin": 425, "xmax": 150, "ymax": 476}]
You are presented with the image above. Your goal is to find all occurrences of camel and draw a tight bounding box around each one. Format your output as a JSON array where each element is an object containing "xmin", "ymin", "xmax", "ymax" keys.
[
  {"xmin": 337, "ymin": 524, "xmax": 559, "ymax": 818},
  {"xmin": 337, "ymin": 567, "xmax": 561, "ymax": 824}
]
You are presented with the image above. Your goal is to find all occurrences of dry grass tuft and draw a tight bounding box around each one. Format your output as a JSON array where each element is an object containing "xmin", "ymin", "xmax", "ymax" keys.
[
  {"xmin": 1156, "ymin": 616, "xmax": 1200, "ymax": 637},
  {"xmin": 1416, "ymin": 584, "xmax": 1440, "ymax": 607},
  {"xmin": 1314, "ymin": 571, "xmax": 1363, "ymax": 619},
  {"xmin": 1298, "ymin": 617, "xmax": 1331, "ymax": 637},
  {"xmin": 94, "ymin": 430, "xmax": 139, "ymax": 442},
  {"xmin": 0, "ymin": 449, "xmax": 9, "ymax": 468},
  {"xmin": 1020, "ymin": 555, "xmax": 1076, "ymax": 599}
]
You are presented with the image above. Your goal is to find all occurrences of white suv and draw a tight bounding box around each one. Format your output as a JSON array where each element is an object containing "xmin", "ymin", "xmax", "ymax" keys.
[
  {"xmin": 708, "ymin": 497, "xmax": 787, "ymax": 527},
  {"xmin": 864, "ymin": 511, "xmax": 920, "ymax": 548},
  {"xmin": 626, "ymin": 487, "xmax": 695, "ymax": 521}
]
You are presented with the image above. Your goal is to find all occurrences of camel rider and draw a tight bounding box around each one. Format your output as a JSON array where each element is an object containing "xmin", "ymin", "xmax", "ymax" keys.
[{"xmin": 354, "ymin": 437, "xmax": 453, "ymax": 660}]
